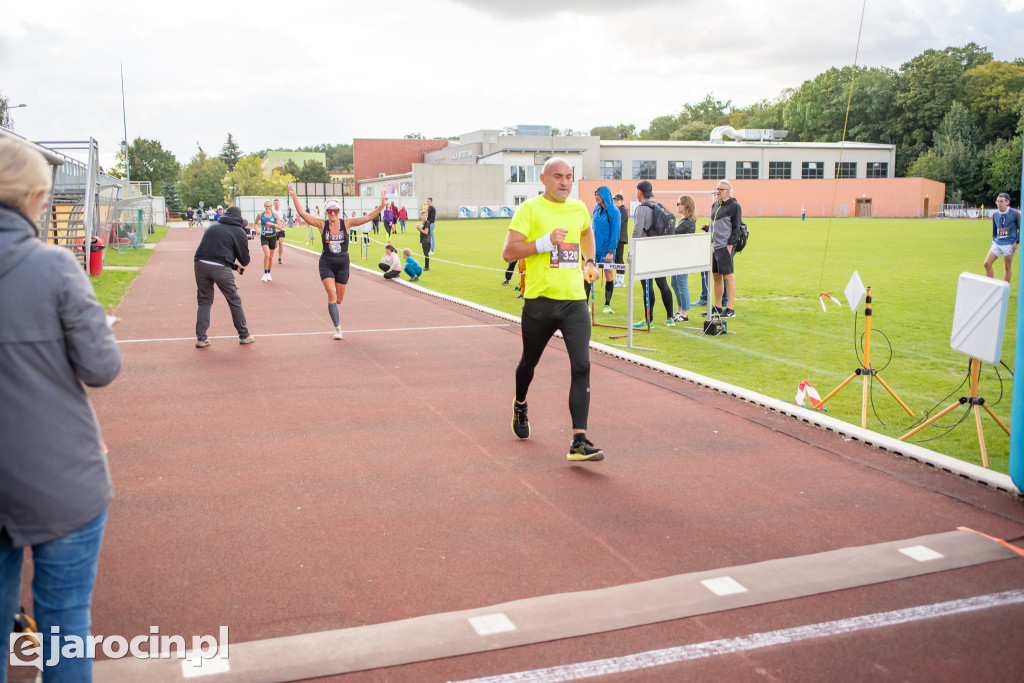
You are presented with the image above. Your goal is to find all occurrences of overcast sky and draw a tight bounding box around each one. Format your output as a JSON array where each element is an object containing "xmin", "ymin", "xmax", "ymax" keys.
[{"xmin": 3, "ymin": 0, "xmax": 1022, "ymax": 169}]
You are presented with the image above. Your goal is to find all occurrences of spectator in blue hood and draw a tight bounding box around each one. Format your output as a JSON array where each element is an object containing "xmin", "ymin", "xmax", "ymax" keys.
[{"xmin": 590, "ymin": 186, "xmax": 618, "ymax": 313}]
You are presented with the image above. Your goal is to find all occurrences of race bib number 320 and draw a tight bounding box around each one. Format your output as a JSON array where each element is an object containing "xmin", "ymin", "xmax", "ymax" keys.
[{"xmin": 549, "ymin": 242, "xmax": 580, "ymax": 269}]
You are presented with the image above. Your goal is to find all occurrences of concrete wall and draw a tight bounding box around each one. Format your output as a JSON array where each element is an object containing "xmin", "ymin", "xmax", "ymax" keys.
[
  {"xmin": 410, "ymin": 163, "xmax": 505, "ymax": 219},
  {"xmin": 578, "ymin": 178, "xmax": 946, "ymax": 219}
]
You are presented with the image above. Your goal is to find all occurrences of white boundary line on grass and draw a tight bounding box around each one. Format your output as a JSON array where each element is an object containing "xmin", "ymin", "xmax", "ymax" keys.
[{"xmin": 292, "ymin": 242, "xmax": 1019, "ymax": 497}]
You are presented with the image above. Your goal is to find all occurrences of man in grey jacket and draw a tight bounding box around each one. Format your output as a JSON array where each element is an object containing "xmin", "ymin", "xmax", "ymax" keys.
[
  {"xmin": 0, "ymin": 135, "xmax": 122, "ymax": 681},
  {"xmin": 708, "ymin": 180, "xmax": 742, "ymax": 318}
]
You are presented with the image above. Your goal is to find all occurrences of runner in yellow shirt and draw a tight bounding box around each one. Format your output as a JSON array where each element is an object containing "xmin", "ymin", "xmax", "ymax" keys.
[{"xmin": 501, "ymin": 157, "xmax": 604, "ymax": 462}]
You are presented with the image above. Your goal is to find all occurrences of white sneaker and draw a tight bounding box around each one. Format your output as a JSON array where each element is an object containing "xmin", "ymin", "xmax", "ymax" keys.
[
  {"xmin": 266, "ymin": 272, "xmax": 273, "ymax": 281},
  {"xmin": 261, "ymin": 273, "xmax": 268, "ymax": 281},
  {"xmin": 333, "ymin": 328, "xmax": 343, "ymax": 340}
]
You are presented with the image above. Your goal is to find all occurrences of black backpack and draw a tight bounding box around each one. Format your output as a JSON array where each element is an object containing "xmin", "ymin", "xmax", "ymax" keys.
[
  {"xmin": 734, "ymin": 221, "xmax": 749, "ymax": 253},
  {"xmin": 641, "ymin": 200, "xmax": 673, "ymax": 237}
]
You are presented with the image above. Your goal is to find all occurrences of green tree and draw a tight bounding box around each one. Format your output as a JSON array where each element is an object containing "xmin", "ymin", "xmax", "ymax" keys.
[
  {"xmin": 297, "ymin": 159, "xmax": 330, "ymax": 183},
  {"xmin": 679, "ymin": 93, "xmax": 732, "ymax": 126},
  {"xmin": 278, "ymin": 159, "xmax": 301, "ymax": 178},
  {"xmin": 932, "ymin": 101, "xmax": 984, "ymax": 202},
  {"xmin": 670, "ymin": 121, "xmax": 714, "ymax": 141},
  {"xmin": 986, "ymin": 136, "xmax": 1022, "ymax": 202},
  {"xmin": 218, "ymin": 133, "xmax": 243, "ymax": 171},
  {"xmin": 784, "ymin": 66, "xmax": 896, "ymax": 144},
  {"xmin": 109, "ymin": 137, "xmax": 181, "ymax": 196},
  {"xmin": 223, "ymin": 155, "xmax": 288, "ymax": 198},
  {"xmin": 163, "ymin": 181, "xmax": 182, "ymax": 213},
  {"xmin": 641, "ymin": 115, "xmax": 679, "ymax": 140},
  {"xmin": 179, "ymin": 151, "xmax": 228, "ymax": 209},
  {"xmin": 906, "ymin": 149, "xmax": 948, "ymax": 182},
  {"xmin": 729, "ymin": 92, "xmax": 791, "ymax": 132},
  {"xmin": 404, "ymin": 133, "xmax": 425, "ymax": 139},
  {"xmin": 0, "ymin": 90, "xmax": 12, "ymax": 128},
  {"xmin": 297, "ymin": 143, "xmax": 353, "ymax": 173},
  {"xmin": 942, "ymin": 42, "xmax": 992, "ymax": 72},
  {"xmin": 962, "ymin": 61, "xmax": 1024, "ymax": 143},
  {"xmin": 590, "ymin": 124, "xmax": 637, "ymax": 140},
  {"xmin": 893, "ymin": 50, "xmax": 965, "ymax": 159}
]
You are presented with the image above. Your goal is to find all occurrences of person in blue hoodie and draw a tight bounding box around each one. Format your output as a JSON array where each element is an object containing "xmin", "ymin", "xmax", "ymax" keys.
[{"xmin": 590, "ymin": 186, "xmax": 619, "ymax": 313}]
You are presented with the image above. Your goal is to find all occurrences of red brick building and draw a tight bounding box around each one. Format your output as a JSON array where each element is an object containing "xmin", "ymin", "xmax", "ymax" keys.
[{"xmin": 353, "ymin": 139, "xmax": 449, "ymax": 194}]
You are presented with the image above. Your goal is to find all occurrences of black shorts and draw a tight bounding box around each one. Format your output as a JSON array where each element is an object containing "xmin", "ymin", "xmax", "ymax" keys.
[
  {"xmin": 711, "ymin": 247, "xmax": 734, "ymax": 275},
  {"xmin": 261, "ymin": 235, "xmax": 278, "ymax": 250},
  {"xmin": 319, "ymin": 257, "xmax": 350, "ymax": 284},
  {"xmin": 277, "ymin": 230, "xmax": 285, "ymax": 239}
]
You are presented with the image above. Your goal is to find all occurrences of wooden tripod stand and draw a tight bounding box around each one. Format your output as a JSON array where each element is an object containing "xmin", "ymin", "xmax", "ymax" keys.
[
  {"xmin": 818, "ymin": 287, "xmax": 915, "ymax": 428},
  {"xmin": 898, "ymin": 358, "xmax": 1009, "ymax": 468}
]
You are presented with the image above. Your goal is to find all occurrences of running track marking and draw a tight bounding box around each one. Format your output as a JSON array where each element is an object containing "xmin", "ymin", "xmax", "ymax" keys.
[
  {"xmin": 453, "ymin": 589, "xmax": 1024, "ymax": 683},
  {"xmin": 116, "ymin": 322, "xmax": 512, "ymax": 344}
]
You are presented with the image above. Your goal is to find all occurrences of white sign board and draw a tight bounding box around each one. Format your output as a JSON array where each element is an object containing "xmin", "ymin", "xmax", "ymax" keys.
[
  {"xmin": 950, "ymin": 272, "xmax": 1010, "ymax": 365},
  {"xmin": 630, "ymin": 233, "xmax": 712, "ymax": 280}
]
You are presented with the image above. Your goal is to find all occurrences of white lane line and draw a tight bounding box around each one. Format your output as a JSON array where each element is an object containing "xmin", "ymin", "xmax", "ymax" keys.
[
  {"xmin": 117, "ymin": 323, "xmax": 512, "ymax": 344},
  {"xmin": 452, "ymin": 590, "xmax": 1024, "ymax": 683}
]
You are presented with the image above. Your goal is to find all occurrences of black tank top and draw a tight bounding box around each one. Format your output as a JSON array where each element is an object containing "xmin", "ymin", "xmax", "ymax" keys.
[{"xmin": 321, "ymin": 220, "xmax": 349, "ymax": 260}]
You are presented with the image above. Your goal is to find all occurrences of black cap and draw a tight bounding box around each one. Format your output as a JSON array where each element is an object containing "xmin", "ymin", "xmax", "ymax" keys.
[
  {"xmin": 225, "ymin": 206, "xmax": 242, "ymax": 217},
  {"xmin": 636, "ymin": 181, "xmax": 653, "ymax": 197},
  {"xmin": 613, "ymin": 193, "xmax": 623, "ymax": 200}
]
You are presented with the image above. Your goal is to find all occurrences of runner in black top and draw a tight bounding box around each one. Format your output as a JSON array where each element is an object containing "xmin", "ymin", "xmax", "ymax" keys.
[{"xmin": 287, "ymin": 183, "xmax": 386, "ymax": 340}]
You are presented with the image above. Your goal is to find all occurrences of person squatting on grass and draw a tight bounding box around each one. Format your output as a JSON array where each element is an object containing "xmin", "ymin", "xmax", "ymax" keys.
[
  {"xmin": 402, "ymin": 247, "xmax": 423, "ymax": 281},
  {"xmin": 0, "ymin": 136, "xmax": 122, "ymax": 683},
  {"xmin": 379, "ymin": 242, "xmax": 402, "ymax": 280},
  {"xmin": 983, "ymin": 192, "xmax": 1020, "ymax": 284},
  {"xmin": 502, "ymin": 157, "xmax": 605, "ymax": 462},
  {"xmin": 288, "ymin": 183, "xmax": 386, "ymax": 340}
]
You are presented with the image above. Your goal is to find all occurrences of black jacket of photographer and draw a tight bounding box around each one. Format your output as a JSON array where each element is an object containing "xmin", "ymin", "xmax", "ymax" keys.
[
  {"xmin": 709, "ymin": 197, "xmax": 742, "ymax": 251},
  {"xmin": 194, "ymin": 210, "xmax": 251, "ymax": 269}
]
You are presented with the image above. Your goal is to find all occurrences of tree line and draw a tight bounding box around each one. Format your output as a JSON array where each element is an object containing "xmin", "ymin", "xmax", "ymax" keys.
[
  {"xmin": 108, "ymin": 134, "xmax": 355, "ymax": 212},
  {"xmin": 589, "ymin": 43, "xmax": 1023, "ymax": 205}
]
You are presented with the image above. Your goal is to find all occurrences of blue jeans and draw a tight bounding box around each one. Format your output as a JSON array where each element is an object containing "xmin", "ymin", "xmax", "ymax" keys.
[
  {"xmin": 1, "ymin": 508, "xmax": 108, "ymax": 683},
  {"xmin": 672, "ymin": 273, "xmax": 691, "ymax": 312},
  {"xmin": 429, "ymin": 223, "xmax": 435, "ymax": 252},
  {"xmin": 699, "ymin": 271, "xmax": 709, "ymax": 303}
]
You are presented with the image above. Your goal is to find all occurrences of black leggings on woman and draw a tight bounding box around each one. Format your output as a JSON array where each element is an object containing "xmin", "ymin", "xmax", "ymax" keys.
[
  {"xmin": 641, "ymin": 278, "xmax": 673, "ymax": 322},
  {"xmin": 515, "ymin": 297, "xmax": 591, "ymax": 430}
]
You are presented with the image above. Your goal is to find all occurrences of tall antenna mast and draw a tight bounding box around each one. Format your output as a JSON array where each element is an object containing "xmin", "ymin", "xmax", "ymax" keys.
[{"xmin": 121, "ymin": 62, "xmax": 130, "ymax": 193}]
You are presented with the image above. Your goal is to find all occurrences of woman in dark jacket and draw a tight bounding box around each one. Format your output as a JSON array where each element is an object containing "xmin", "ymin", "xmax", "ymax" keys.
[
  {"xmin": 672, "ymin": 195, "xmax": 697, "ymax": 322},
  {"xmin": 0, "ymin": 136, "xmax": 121, "ymax": 682}
]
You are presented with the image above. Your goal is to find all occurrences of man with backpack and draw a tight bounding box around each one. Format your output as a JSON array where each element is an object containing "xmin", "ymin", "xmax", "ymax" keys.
[
  {"xmin": 631, "ymin": 181, "xmax": 675, "ymax": 327},
  {"xmin": 708, "ymin": 180, "xmax": 742, "ymax": 319}
]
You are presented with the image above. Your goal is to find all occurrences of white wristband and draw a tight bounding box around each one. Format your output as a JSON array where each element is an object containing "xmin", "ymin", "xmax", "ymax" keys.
[{"xmin": 534, "ymin": 232, "xmax": 555, "ymax": 253}]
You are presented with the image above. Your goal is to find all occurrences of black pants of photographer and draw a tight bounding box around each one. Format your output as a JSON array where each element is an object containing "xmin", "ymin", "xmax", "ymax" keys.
[
  {"xmin": 641, "ymin": 278, "xmax": 673, "ymax": 322},
  {"xmin": 195, "ymin": 261, "xmax": 249, "ymax": 341},
  {"xmin": 515, "ymin": 297, "xmax": 592, "ymax": 431}
]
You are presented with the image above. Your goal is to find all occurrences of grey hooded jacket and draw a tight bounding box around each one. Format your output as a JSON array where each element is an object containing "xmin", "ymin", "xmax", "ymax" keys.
[{"xmin": 0, "ymin": 202, "xmax": 121, "ymax": 547}]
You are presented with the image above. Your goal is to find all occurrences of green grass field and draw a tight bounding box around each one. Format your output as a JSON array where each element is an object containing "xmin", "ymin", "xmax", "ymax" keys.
[{"xmin": 283, "ymin": 217, "xmax": 1017, "ymax": 473}]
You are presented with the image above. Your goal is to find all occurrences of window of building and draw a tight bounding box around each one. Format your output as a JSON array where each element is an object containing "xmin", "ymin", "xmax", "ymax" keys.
[
  {"xmin": 801, "ymin": 162, "xmax": 824, "ymax": 179},
  {"xmin": 509, "ymin": 165, "xmax": 542, "ymax": 183},
  {"xmin": 600, "ymin": 160, "xmax": 622, "ymax": 181},
  {"xmin": 632, "ymin": 160, "xmax": 657, "ymax": 180},
  {"xmin": 768, "ymin": 161, "xmax": 792, "ymax": 179},
  {"xmin": 735, "ymin": 161, "xmax": 759, "ymax": 180},
  {"xmin": 668, "ymin": 160, "xmax": 692, "ymax": 180},
  {"xmin": 866, "ymin": 162, "xmax": 888, "ymax": 178},
  {"xmin": 835, "ymin": 161, "xmax": 857, "ymax": 179},
  {"xmin": 513, "ymin": 195, "xmax": 527, "ymax": 206},
  {"xmin": 702, "ymin": 161, "xmax": 726, "ymax": 180}
]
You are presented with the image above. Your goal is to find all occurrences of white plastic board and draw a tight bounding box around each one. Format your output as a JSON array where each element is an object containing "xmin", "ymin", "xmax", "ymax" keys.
[
  {"xmin": 630, "ymin": 232, "xmax": 712, "ymax": 280},
  {"xmin": 950, "ymin": 272, "xmax": 1009, "ymax": 365}
]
